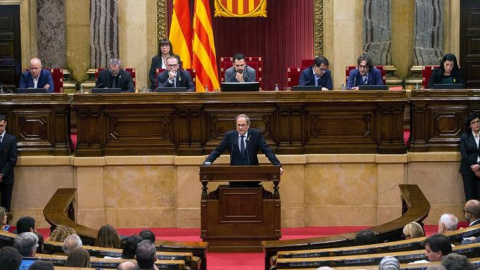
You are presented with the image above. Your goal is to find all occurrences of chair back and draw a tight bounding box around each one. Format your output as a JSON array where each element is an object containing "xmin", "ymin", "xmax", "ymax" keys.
[
  {"xmin": 422, "ymin": 65, "xmax": 439, "ymax": 89},
  {"xmin": 220, "ymin": 56, "xmax": 263, "ymax": 89},
  {"xmin": 345, "ymin": 65, "xmax": 386, "ymax": 85},
  {"xmin": 287, "ymin": 67, "xmax": 302, "ymax": 88},
  {"xmin": 94, "ymin": 68, "xmax": 136, "ymax": 87},
  {"xmin": 301, "ymin": 59, "xmax": 314, "ymax": 69}
]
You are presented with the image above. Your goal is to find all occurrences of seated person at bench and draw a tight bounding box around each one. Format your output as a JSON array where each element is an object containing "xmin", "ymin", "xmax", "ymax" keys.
[
  {"xmin": 423, "ymin": 234, "xmax": 452, "ymax": 263},
  {"xmin": 298, "ymin": 56, "xmax": 332, "ymax": 90},
  {"xmin": 225, "ymin": 53, "xmax": 256, "ymax": 83},
  {"xmin": 427, "ymin": 53, "xmax": 465, "ymax": 88},
  {"xmin": 438, "ymin": 213, "xmax": 458, "ymax": 233},
  {"xmin": 156, "ymin": 56, "xmax": 194, "ymax": 92},
  {"xmin": 19, "ymin": 58, "xmax": 54, "ymax": 92},
  {"xmin": 204, "ymin": 114, "xmax": 284, "ymax": 175},
  {"xmin": 96, "ymin": 58, "xmax": 135, "ymax": 92},
  {"xmin": 403, "ymin": 221, "xmax": 425, "ymax": 239},
  {"xmin": 346, "ymin": 54, "xmax": 383, "ymax": 90}
]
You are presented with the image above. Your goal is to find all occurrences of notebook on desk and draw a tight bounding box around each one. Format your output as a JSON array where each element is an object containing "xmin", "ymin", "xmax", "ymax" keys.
[
  {"xmin": 221, "ymin": 82, "xmax": 259, "ymax": 92},
  {"xmin": 291, "ymin": 86, "xmax": 322, "ymax": 91},
  {"xmin": 91, "ymin": 88, "xmax": 122, "ymax": 93},
  {"xmin": 358, "ymin": 85, "xmax": 389, "ymax": 90},
  {"xmin": 431, "ymin": 84, "xmax": 463, "ymax": 89},
  {"xmin": 16, "ymin": 88, "xmax": 47, "ymax": 94},
  {"xmin": 156, "ymin": 87, "xmax": 188, "ymax": 93}
]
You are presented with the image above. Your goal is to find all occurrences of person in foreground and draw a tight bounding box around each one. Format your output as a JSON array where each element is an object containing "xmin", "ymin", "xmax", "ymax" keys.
[
  {"xmin": 298, "ymin": 56, "xmax": 333, "ymax": 90},
  {"xmin": 424, "ymin": 234, "xmax": 452, "ymax": 262},
  {"xmin": 156, "ymin": 56, "xmax": 194, "ymax": 92},
  {"xmin": 346, "ymin": 54, "xmax": 383, "ymax": 90},
  {"xmin": 459, "ymin": 112, "xmax": 480, "ymax": 201},
  {"xmin": 378, "ymin": 256, "xmax": 400, "ymax": 270},
  {"xmin": 204, "ymin": 114, "xmax": 283, "ymax": 175},
  {"xmin": 441, "ymin": 253, "xmax": 474, "ymax": 270},
  {"xmin": 225, "ymin": 53, "xmax": 256, "ymax": 83},
  {"xmin": 149, "ymin": 38, "xmax": 176, "ymax": 89},
  {"xmin": 0, "ymin": 115, "xmax": 17, "ymax": 213},
  {"xmin": 95, "ymin": 58, "xmax": 135, "ymax": 92},
  {"xmin": 428, "ymin": 53, "xmax": 465, "ymax": 88},
  {"xmin": 135, "ymin": 240, "xmax": 157, "ymax": 270},
  {"xmin": 19, "ymin": 58, "xmax": 54, "ymax": 92}
]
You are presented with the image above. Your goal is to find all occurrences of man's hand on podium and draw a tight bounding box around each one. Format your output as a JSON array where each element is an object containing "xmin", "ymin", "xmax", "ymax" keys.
[{"xmin": 280, "ymin": 167, "xmax": 284, "ymax": 175}]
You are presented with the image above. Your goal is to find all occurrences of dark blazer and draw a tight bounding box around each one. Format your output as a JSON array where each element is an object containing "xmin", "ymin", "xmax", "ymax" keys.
[
  {"xmin": 459, "ymin": 132, "xmax": 480, "ymax": 176},
  {"xmin": 96, "ymin": 69, "xmax": 135, "ymax": 92},
  {"xmin": 149, "ymin": 55, "xmax": 164, "ymax": 88},
  {"xmin": 224, "ymin": 65, "xmax": 256, "ymax": 82},
  {"xmin": 346, "ymin": 67, "xmax": 383, "ymax": 89},
  {"xmin": 298, "ymin": 66, "xmax": 333, "ymax": 89},
  {"xmin": 19, "ymin": 69, "xmax": 54, "ymax": 92},
  {"xmin": 157, "ymin": 70, "xmax": 195, "ymax": 92},
  {"xmin": 428, "ymin": 68, "xmax": 465, "ymax": 88},
  {"xmin": 204, "ymin": 128, "xmax": 281, "ymax": 166},
  {"xmin": 0, "ymin": 132, "xmax": 17, "ymax": 185}
]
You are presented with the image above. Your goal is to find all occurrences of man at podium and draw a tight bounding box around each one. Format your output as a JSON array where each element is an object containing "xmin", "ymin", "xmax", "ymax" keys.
[{"xmin": 204, "ymin": 114, "xmax": 284, "ymax": 175}]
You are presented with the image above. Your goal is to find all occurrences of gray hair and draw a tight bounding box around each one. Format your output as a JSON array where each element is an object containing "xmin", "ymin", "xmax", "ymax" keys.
[
  {"xmin": 235, "ymin": 114, "xmax": 250, "ymax": 125},
  {"xmin": 439, "ymin": 214, "xmax": 458, "ymax": 231},
  {"xmin": 13, "ymin": 232, "xmax": 38, "ymax": 257},
  {"xmin": 379, "ymin": 256, "xmax": 400, "ymax": 270},
  {"xmin": 63, "ymin": 234, "xmax": 82, "ymax": 255},
  {"xmin": 109, "ymin": 58, "xmax": 122, "ymax": 68}
]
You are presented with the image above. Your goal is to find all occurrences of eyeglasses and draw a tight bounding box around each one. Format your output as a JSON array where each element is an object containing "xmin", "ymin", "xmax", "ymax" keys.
[
  {"xmin": 463, "ymin": 209, "xmax": 471, "ymax": 214},
  {"xmin": 315, "ymin": 66, "xmax": 327, "ymax": 72},
  {"xmin": 167, "ymin": 64, "xmax": 178, "ymax": 67},
  {"xmin": 471, "ymin": 120, "xmax": 480, "ymax": 125},
  {"xmin": 358, "ymin": 65, "xmax": 368, "ymax": 69}
]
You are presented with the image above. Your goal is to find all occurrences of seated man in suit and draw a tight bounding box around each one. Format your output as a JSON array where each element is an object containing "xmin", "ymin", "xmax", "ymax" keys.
[
  {"xmin": 225, "ymin": 53, "xmax": 256, "ymax": 83},
  {"xmin": 298, "ymin": 56, "xmax": 332, "ymax": 90},
  {"xmin": 157, "ymin": 55, "xmax": 195, "ymax": 92},
  {"xmin": 19, "ymin": 58, "xmax": 54, "ymax": 92},
  {"xmin": 346, "ymin": 54, "xmax": 383, "ymax": 90},
  {"xmin": 204, "ymin": 114, "xmax": 284, "ymax": 176},
  {"xmin": 95, "ymin": 58, "xmax": 135, "ymax": 92}
]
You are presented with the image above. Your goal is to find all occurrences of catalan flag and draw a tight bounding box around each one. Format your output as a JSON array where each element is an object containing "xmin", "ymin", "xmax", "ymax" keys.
[
  {"xmin": 192, "ymin": 0, "xmax": 220, "ymax": 92},
  {"xmin": 169, "ymin": 0, "xmax": 192, "ymax": 68}
]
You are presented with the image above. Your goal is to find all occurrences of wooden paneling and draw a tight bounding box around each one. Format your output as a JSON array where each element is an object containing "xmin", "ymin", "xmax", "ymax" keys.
[
  {"xmin": 461, "ymin": 0, "xmax": 480, "ymax": 87},
  {"xmin": 0, "ymin": 5, "xmax": 21, "ymax": 89}
]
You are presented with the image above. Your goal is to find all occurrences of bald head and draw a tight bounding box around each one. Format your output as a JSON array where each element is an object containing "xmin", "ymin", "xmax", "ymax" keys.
[
  {"xmin": 29, "ymin": 58, "xmax": 43, "ymax": 79},
  {"xmin": 465, "ymin": 200, "xmax": 480, "ymax": 223},
  {"xmin": 117, "ymin": 261, "xmax": 139, "ymax": 270}
]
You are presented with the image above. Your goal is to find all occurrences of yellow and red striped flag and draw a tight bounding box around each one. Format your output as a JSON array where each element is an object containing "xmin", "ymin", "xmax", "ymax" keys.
[
  {"xmin": 192, "ymin": 0, "xmax": 220, "ymax": 92},
  {"xmin": 169, "ymin": 0, "xmax": 192, "ymax": 68}
]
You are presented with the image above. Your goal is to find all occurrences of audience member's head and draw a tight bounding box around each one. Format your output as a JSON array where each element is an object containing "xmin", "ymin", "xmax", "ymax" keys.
[
  {"xmin": 49, "ymin": 225, "xmax": 76, "ymax": 242},
  {"xmin": 464, "ymin": 199, "xmax": 480, "ymax": 224},
  {"xmin": 0, "ymin": 207, "xmax": 7, "ymax": 228},
  {"xmin": 118, "ymin": 261, "xmax": 140, "ymax": 270},
  {"xmin": 0, "ymin": 246, "xmax": 22, "ymax": 270},
  {"xmin": 354, "ymin": 229, "xmax": 377, "ymax": 246},
  {"xmin": 438, "ymin": 214, "xmax": 458, "ymax": 233},
  {"xmin": 139, "ymin": 229, "xmax": 156, "ymax": 243},
  {"xmin": 315, "ymin": 267, "xmax": 334, "ymax": 270},
  {"xmin": 426, "ymin": 266, "xmax": 446, "ymax": 270},
  {"xmin": 403, "ymin": 221, "xmax": 425, "ymax": 239},
  {"xmin": 65, "ymin": 247, "xmax": 91, "ymax": 268},
  {"xmin": 28, "ymin": 260, "xmax": 55, "ymax": 270},
  {"xmin": 13, "ymin": 232, "xmax": 38, "ymax": 257},
  {"xmin": 62, "ymin": 234, "xmax": 82, "ymax": 255},
  {"xmin": 424, "ymin": 233, "xmax": 452, "ymax": 262},
  {"xmin": 122, "ymin": 235, "xmax": 143, "ymax": 259},
  {"xmin": 16, "ymin": 216, "xmax": 36, "ymax": 234},
  {"xmin": 35, "ymin": 232, "xmax": 44, "ymax": 254},
  {"xmin": 96, "ymin": 224, "xmax": 121, "ymax": 248},
  {"xmin": 135, "ymin": 240, "xmax": 157, "ymax": 269},
  {"xmin": 441, "ymin": 253, "xmax": 474, "ymax": 270},
  {"xmin": 378, "ymin": 256, "xmax": 400, "ymax": 270}
]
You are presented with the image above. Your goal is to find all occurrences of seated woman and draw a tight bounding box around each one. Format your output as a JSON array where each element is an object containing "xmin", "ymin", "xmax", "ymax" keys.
[
  {"xmin": 48, "ymin": 225, "xmax": 76, "ymax": 242},
  {"xmin": 95, "ymin": 224, "xmax": 121, "ymax": 248},
  {"xmin": 428, "ymin": 53, "xmax": 465, "ymax": 88},
  {"xmin": 65, "ymin": 247, "xmax": 91, "ymax": 268},
  {"xmin": 402, "ymin": 221, "xmax": 425, "ymax": 239},
  {"xmin": 0, "ymin": 207, "xmax": 9, "ymax": 231}
]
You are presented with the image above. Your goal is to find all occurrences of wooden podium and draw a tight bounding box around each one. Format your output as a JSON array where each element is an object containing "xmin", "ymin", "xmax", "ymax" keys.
[{"xmin": 199, "ymin": 165, "xmax": 281, "ymax": 252}]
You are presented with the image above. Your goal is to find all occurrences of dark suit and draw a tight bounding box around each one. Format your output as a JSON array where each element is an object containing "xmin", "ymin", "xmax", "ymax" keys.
[
  {"xmin": 428, "ymin": 68, "xmax": 465, "ymax": 88},
  {"xmin": 459, "ymin": 132, "xmax": 480, "ymax": 200},
  {"xmin": 204, "ymin": 128, "xmax": 281, "ymax": 166},
  {"xmin": 298, "ymin": 66, "xmax": 333, "ymax": 89},
  {"xmin": 19, "ymin": 69, "xmax": 54, "ymax": 92},
  {"xmin": 157, "ymin": 70, "xmax": 195, "ymax": 92},
  {"xmin": 225, "ymin": 65, "xmax": 256, "ymax": 82},
  {"xmin": 96, "ymin": 69, "xmax": 135, "ymax": 92},
  {"xmin": 0, "ymin": 132, "xmax": 17, "ymax": 212},
  {"xmin": 149, "ymin": 55, "xmax": 165, "ymax": 89},
  {"xmin": 346, "ymin": 67, "xmax": 383, "ymax": 89}
]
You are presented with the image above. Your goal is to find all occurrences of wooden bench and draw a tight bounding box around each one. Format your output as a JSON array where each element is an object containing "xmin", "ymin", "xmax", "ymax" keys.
[
  {"xmin": 43, "ymin": 188, "xmax": 208, "ymax": 270},
  {"xmin": 35, "ymin": 253, "xmax": 186, "ymax": 269},
  {"xmin": 274, "ymin": 242, "xmax": 480, "ymax": 269},
  {"xmin": 262, "ymin": 184, "xmax": 431, "ymax": 270}
]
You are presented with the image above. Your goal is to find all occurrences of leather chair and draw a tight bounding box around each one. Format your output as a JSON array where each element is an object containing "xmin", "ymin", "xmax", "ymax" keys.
[
  {"xmin": 94, "ymin": 68, "xmax": 136, "ymax": 88},
  {"xmin": 301, "ymin": 59, "xmax": 314, "ymax": 69},
  {"xmin": 422, "ymin": 65, "xmax": 439, "ymax": 89},
  {"xmin": 287, "ymin": 67, "xmax": 302, "ymax": 88},
  {"xmin": 219, "ymin": 56, "xmax": 262, "ymax": 89}
]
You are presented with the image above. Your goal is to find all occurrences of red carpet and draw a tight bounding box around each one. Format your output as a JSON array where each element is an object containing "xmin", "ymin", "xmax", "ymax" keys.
[{"xmin": 36, "ymin": 225, "xmax": 441, "ymax": 269}]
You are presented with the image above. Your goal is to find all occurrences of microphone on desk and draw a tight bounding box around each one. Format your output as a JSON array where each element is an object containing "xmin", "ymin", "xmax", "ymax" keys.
[
  {"xmin": 227, "ymin": 71, "xmax": 238, "ymax": 82},
  {"xmin": 301, "ymin": 80, "xmax": 310, "ymax": 86},
  {"xmin": 96, "ymin": 82, "xmax": 106, "ymax": 88}
]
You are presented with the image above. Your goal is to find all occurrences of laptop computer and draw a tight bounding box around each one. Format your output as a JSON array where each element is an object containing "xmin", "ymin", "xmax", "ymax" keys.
[
  {"xmin": 16, "ymin": 88, "xmax": 47, "ymax": 94},
  {"xmin": 431, "ymin": 84, "xmax": 464, "ymax": 90},
  {"xmin": 221, "ymin": 82, "xmax": 259, "ymax": 92},
  {"xmin": 156, "ymin": 87, "xmax": 188, "ymax": 93},
  {"xmin": 291, "ymin": 86, "xmax": 322, "ymax": 91},
  {"xmin": 91, "ymin": 88, "xmax": 122, "ymax": 93},
  {"xmin": 358, "ymin": 85, "xmax": 389, "ymax": 90}
]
